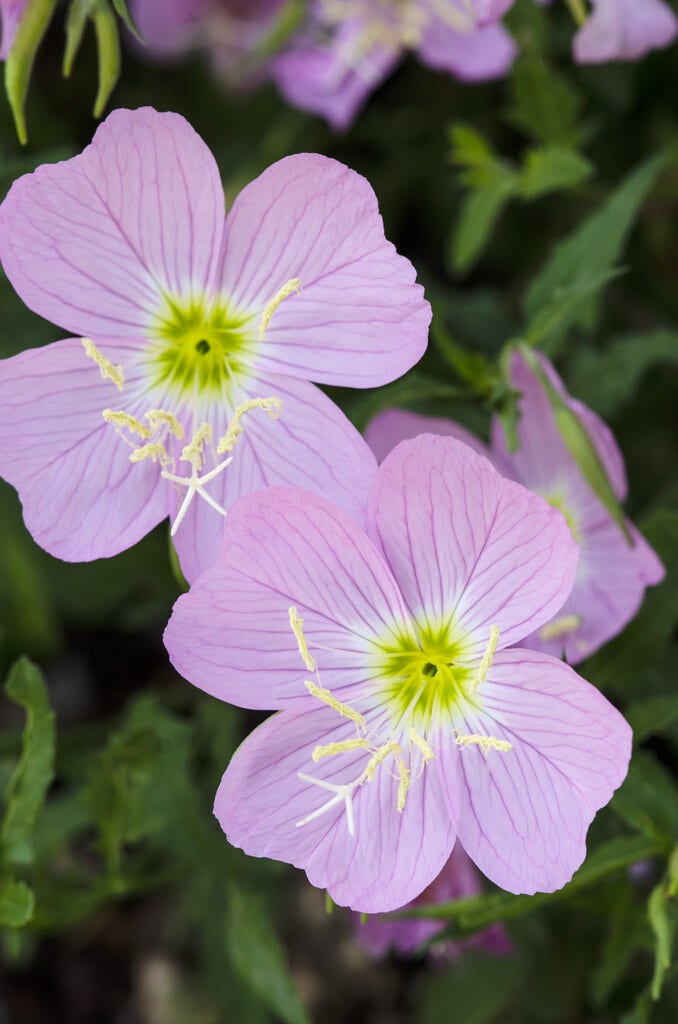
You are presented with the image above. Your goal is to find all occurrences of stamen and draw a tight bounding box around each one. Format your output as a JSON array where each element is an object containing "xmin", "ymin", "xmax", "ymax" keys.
[
  {"xmin": 455, "ymin": 733, "xmax": 513, "ymax": 756},
  {"xmin": 181, "ymin": 422, "xmax": 213, "ymax": 470},
  {"xmin": 312, "ymin": 738, "xmax": 371, "ymax": 761},
  {"xmin": 289, "ymin": 606, "xmax": 317, "ymax": 671},
  {"xmin": 217, "ymin": 397, "xmax": 282, "ymax": 455},
  {"xmin": 409, "ymin": 728, "xmax": 435, "ymax": 765},
  {"xmin": 396, "ymin": 757, "xmax": 411, "ymax": 813},
  {"xmin": 102, "ymin": 409, "xmax": 151, "ymax": 440},
  {"xmin": 83, "ymin": 338, "xmax": 124, "ymax": 391},
  {"xmin": 363, "ymin": 740, "xmax": 401, "ymax": 782},
  {"xmin": 468, "ymin": 624, "xmax": 500, "ymax": 694},
  {"xmin": 259, "ymin": 278, "xmax": 302, "ymax": 340},
  {"xmin": 305, "ymin": 681, "xmax": 367, "ymax": 735},
  {"xmin": 145, "ymin": 409, "xmax": 184, "ymax": 438},
  {"xmin": 539, "ymin": 615, "xmax": 582, "ymax": 641},
  {"xmin": 129, "ymin": 442, "xmax": 170, "ymax": 465}
]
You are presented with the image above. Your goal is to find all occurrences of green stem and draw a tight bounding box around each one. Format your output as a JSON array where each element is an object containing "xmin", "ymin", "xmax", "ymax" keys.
[{"xmin": 564, "ymin": 0, "xmax": 588, "ymax": 27}]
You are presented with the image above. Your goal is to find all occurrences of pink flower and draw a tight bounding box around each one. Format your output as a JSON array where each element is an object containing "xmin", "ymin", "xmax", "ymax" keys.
[
  {"xmin": 0, "ymin": 106, "xmax": 430, "ymax": 581},
  {"xmin": 0, "ymin": 0, "xmax": 28, "ymax": 59},
  {"xmin": 165, "ymin": 434, "xmax": 631, "ymax": 912},
  {"xmin": 573, "ymin": 0, "xmax": 678, "ymax": 63},
  {"xmin": 355, "ymin": 845, "xmax": 511, "ymax": 959},
  {"xmin": 365, "ymin": 350, "xmax": 664, "ymax": 664},
  {"xmin": 271, "ymin": 0, "xmax": 518, "ymax": 130}
]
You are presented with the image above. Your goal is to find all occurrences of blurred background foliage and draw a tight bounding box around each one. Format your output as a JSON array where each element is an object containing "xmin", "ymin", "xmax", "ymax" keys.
[{"xmin": 0, "ymin": 0, "xmax": 678, "ymax": 1021}]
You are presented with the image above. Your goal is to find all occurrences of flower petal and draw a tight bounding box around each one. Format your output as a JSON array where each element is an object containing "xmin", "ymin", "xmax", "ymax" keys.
[
  {"xmin": 170, "ymin": 372, "xmax": 378, "ymax": 582},
  {"xmin": 364, "ymin": 408, "xmax": 489, "ymax": 464},
  {"xmin": 218, "ymin": 153, "xmax": 430, "ymax": 386},
  {"xmin": 442, "ymin": 648, "xmax": 631, "ymax": 894},
  {"xmin": 573, "ymin": 0, "xmax": 678, "ymax": 62},
  {"xmin": 165, "ymin": 485, "xmax": 409, "ymax": 709},
  {"xmin": 0, "ymin": 107, "xmax": 225, "ymax": 337},
  {"xmin": 215, "ymin": 702, "xmax": 455, "ymax": 912},
  {"xmin": 0, "ymin": 338, "xmax": 169, "ymax": 560},
  {"xmin": 367, "ymin": 435, "xmax": 579, "ymax": 654},
  {"xmin": 417, "ymin": 21, "xmax": 517, "ymax": 81}
]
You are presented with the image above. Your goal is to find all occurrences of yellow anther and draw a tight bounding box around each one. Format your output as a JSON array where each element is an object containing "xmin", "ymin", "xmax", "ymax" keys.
[
  {"xmin": 396, "ymin": 757, "xmax": 411, "ymax": 813},
  {"xmin": 539, "ymin": 615, "xmax": 582, "ymax": 641},
  {"xmin": 409, "ymin": 728, "xmax": 435, "ymax": 764},
  {"xmin": 83, "ymin": 338, "xmax": 124, "ymax": 391},
  {"xmin": 305, "ymin": 681, "xmax": 367, "ymax": 734},
  {"xmin": 455, "ymin": 733, "xmax": 513, "ymax": 756},
  {"xmin": 145, "ymin": 409, "xmax": 184, "ymax": 438},
  {"xmin": 289, "ymin": 606, "xmax": 317, "ymax": 672},
  {"xmin": 363, "ymin": 741, "xmax": 401, "ymax": 782},
  {"xmin": 102, "ymin": 409, "xmax": 151, "ymax": 439},
  {"xmin": 312, "ymin": 738, "xmax": 371, "ymax": 761},
  {"xmin": 468, "ymin": 624, "xmax": 500, "ymax": 694},
  {"xmin": 217, "ymin": 397, "xmax": 282, "ymax": 455},
  {"xmin": 259, "ymin": 278, "xmax": 302, "ymax": 340},
  {"xmin": 181, "ymin": 422, "xmax": 212, "ymax": 469},
  {"xmin": 129, "ymin": 442, "xmax": 169, "ymax": 465}
]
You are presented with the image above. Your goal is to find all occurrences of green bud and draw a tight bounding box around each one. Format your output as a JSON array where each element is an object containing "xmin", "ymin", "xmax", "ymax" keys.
[
  {"xmin": 92, "ymin": 0, "xmax": 120, "ymax": 119},
  {"xmin": 4, "ymin": 0, "xmax": 58, "ymax": 144},
  {"xmin": 518, "ymin": 344, "xmax": 633, "ymax": 546}
]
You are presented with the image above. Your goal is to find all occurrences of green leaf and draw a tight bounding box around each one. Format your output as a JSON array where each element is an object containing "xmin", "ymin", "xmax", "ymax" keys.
[
  {"xmin": 507, "ymin": 56, "xmax": 583, "ymax": 147},
  {"xmin": 648, "ymin": 882, "xmax": 673, "ymax": 1000},
  {"xmin": 626, "ymin": 696, "xmax": 678, "ymax": 744},
  {"xmin": 0, "ymin": 877, "xmax": 34, "ymax": 928},
  {"xmin": 518, "ymin": 146, "xmax": 593, "ymax": 199},
  {"xmin": 452, "ymin": 180, "xmax": 516, "ymax": 272},
  {"xmin": 524, "ymin": 267, "xmax": 626, "ymax": 348},
  {"xmin": 341, "ymin": 373, "xmax": 465, "ymax": 432},
  {"xmin": 92, "ymin": 0, "xmax": 121, "ymax": 118},
  {"xmin": 1, "ymin": 659, "xmax": 55, "ymax": 866},
  {"xmin": 4, "ymin": 0, "xmax": 59, "ymax": 144},
  {"xmin": 524, "ymin": 153, "xmax": 670, "ymax": 353},
  {"xmin": 611, "ymin": 751, "xmax": 678, "ymax": 843},
  {"xmin": 590, "ymin": 886, "xmax": 644, "ymax": 1007},
  {"xmin": 567, "ymin": 329, "xmax": 678, "ymax": 418},
  {"xmin": 421, "ymin": 953, "xmax": 521, "ymax": 1024},
  {"xmin": 226, "ymin": 886, "xmax": 310, "ymax": 1024}
]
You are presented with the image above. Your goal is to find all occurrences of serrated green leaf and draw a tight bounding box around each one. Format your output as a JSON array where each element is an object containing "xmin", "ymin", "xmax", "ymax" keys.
[
  {"xmin": 507, "ymin": 56, "xmax": 583, "ymax": 147},
  {"xmin": 0, "ymin": 877, "xmax": 34, "ymax": 927},
  {"xmin": 4, "ymin": 0, "xmax": 59, "ymax": 144},
  {"xmin": 626, "ymin": 696, "xmax": 678, "ymax": 744},
  {"xmin": 227, "ymin": 886, "xmax": 310, "ymax": 1024},
  {"xmin": 1, "ymin": 659, "xmax": 55, "ymax": 867},
  {"xmin": 525, "ymin": 153, "xmax": 670, "ymax": 353},
  {"xmin": 518, "ymin": 146, "xmax": 593, "ymax": 199}
]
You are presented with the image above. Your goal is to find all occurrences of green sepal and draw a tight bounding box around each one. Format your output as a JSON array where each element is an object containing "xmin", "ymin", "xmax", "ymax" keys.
[
  {"xmin": 110, "ymin": 0, "xmax": 142, "ymax": 40},
  {"xmin": 63, "ymin": 0, "xmax": 95, "ymax": 78},
  {"xmin": 92, "ymin": 0, "xmax": 120, "ymax": 118},
  {"xmin": 518, "ymin": 343, "xmax": 633, "ymax": 545},
  {"xmin": 4, "ymin": 0, "xmax": 58, "ymax": 144}
]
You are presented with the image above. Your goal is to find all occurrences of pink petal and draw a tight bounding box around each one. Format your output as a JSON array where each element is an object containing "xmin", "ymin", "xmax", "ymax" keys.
[
  {"xmin": 0, "ymin": 339, "xmax": 169, "ymax": 560},
  {"xmin": 364, "ymin": 408, "xmax": 489, "ymax": 463},
  {"xmin": 214, "ymin": 702, "xmax": 455, "ymax": 912},
  {"xmin": 0, "ymin": 107, "xmax": 225, "ymax": 338},
  {"xmin": 218, "ymin": 153, "xmax": 431, "ymax": 386},
  {"xmin": 418, "ymin": 20, "xmax": 517, "ymax": 81},
  {"xmin": 367, "ymin": 435, "xmax": 579, "ymax": 656},
  {"xmin": 171, "ymin": 372, "xmax": 378, "ymax": 582},
  {"xmin": 0, "ymin": 0, "xmax": 27, "ymax": 59},
  {"xmin": 573, "ymin": 0, "xmax": 678, "ymax": 63},
  {"xmin": 443, "ymin": 649, "xmax": 631, "ymax": 894},
  {"xmin": 271, "ymin": 24, "xmax": 399, "ymax": 130},
  {"xmin": 164, "ymin": 485, "xmax": 409, "ymax": 708},
  {"xmin": 129, "ymin": 0, "xmax": 210, "ymax": 56}
]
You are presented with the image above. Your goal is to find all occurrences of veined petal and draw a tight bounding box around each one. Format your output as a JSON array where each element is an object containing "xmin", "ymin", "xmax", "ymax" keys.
[
  {"xmin": 215, "ymin": 702, "xmax": 455, "ymax": 913},
  {"xmin": 364, "ymin": 408, "xmax": 489, "ymax": 464},
  {"xmin": 218, "ymin": 153, "xmax": 431, "ymax": 386},
  {"xmin": 367, "ymin": 435, "xmax": 578, "ymax": 654},
  {"xmin": 441, "ymin": 649, "xmax": 631, "ymax": 894},
  {"xmin": 0, "ymin": 338, "xmax": 169, "ymax": 560},
  {"xmin": 165, "ymin": 486, "xmax": 410, "ymax": 709},
  {"xmin": 0, "ymin": 107, "xmax": 225, "ymax": 337},
  {"xmin": 417, "ymin": 20, "xmax": 517, "ymax": 81},
  {"xmin": 171, "ymin": 372, "xmax": 378, "ymax": 582},
  {"xmin": 524, "ymin": 518, "xmax": 665, "ymax": 663}
]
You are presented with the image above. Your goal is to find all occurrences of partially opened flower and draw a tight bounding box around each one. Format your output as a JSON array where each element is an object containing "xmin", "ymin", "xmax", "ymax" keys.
[
  {"xmin": 271, "ymin": 0, "xmax": 517, "ymax": 130},
  {"xmin": 165, "ymin": 435, "xmax": 631, "ymax": 912},
  {"xmin": 0, "ymin": 106, "xmax": 430, "ymax": 581},
  {"xmin": 573, "ymin": 0, "xmax": 678, "ymax": 63},
  {"xmin": 365, "ymin": 350, "xmax": 664, "ymax": 664},
  {"xmin": 355, "ymin": 845, "xmax": 511, "ymax": 959}
]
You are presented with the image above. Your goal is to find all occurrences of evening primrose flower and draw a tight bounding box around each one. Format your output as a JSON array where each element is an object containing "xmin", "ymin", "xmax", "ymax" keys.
[
  {"xmin": 573, "ymin": 0, "xmax": 678, "ymax": 63},
  {"xmin": 355, "ymin": 845, "xmax": 511, "ymax": 959},
  {"xmin": 271, "ymin": 0, "xmax": 517, "ymax": 130},
  {"xmin": 0, "ymin": 106, "xmax": 429, "ymax": 580},
  {"xmin": 164, "ymin": 435, "xmax": 631, "ymax": 912},
  {"xmin": 365, "ymin": 350, "xmax": 664, "ymax": 664}
]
